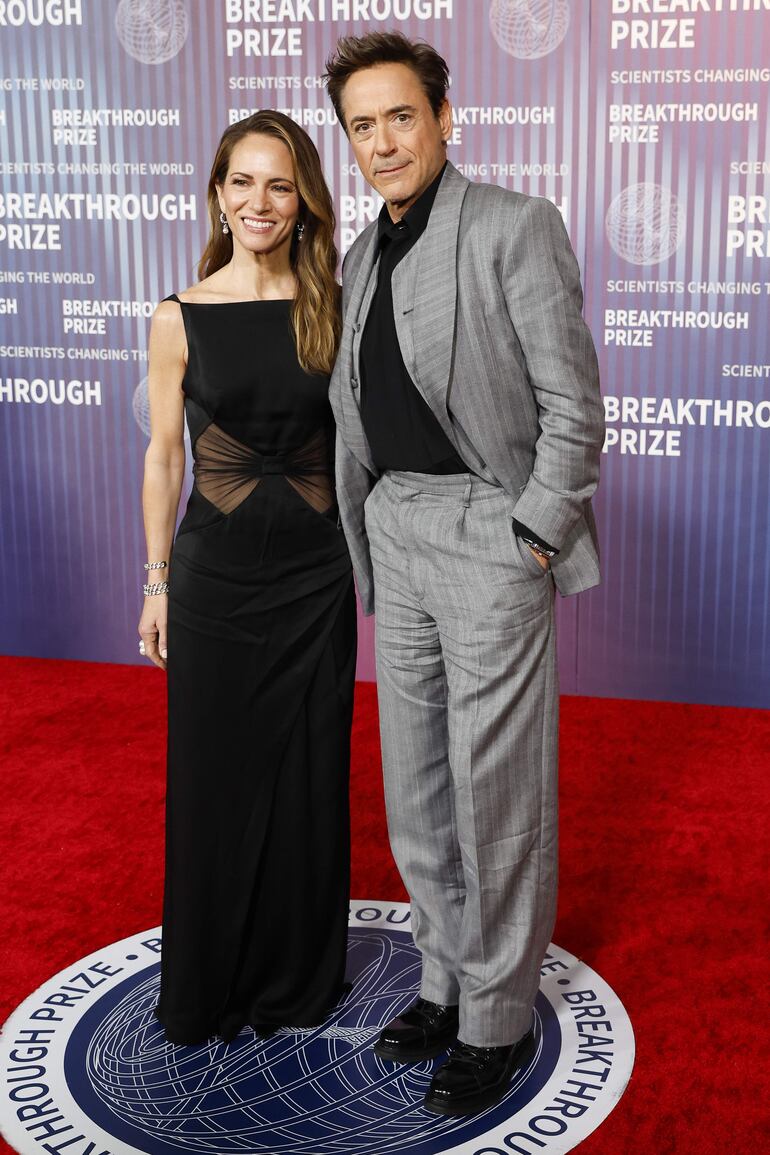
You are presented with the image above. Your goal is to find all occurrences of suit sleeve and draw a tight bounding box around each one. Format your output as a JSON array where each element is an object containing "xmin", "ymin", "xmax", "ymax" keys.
[
  {"xmin": 503, "ymin": 197, "xmax": 605, "ymax": 551},
  {"xmin": 332, "ymin": 227, "xmax": 379, "ymax": 614},
  {"xmin": 335, "ymin": 429, "xmax": 376, "ymax": 615}
]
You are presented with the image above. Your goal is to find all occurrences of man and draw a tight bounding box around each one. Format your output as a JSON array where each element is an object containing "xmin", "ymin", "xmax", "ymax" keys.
[{"xmin": 324, "ymin": 32, "xmax": 604, "ymax": 1117}]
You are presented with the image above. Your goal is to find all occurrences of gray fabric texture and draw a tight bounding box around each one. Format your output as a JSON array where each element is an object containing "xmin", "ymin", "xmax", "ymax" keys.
[
  {"xmin": 330, "ymin": 162, "xmax": 605, "ymax": 615},
  {"xmin": 366, "ymin": 472, "xmax": 558, "ymax": 1046},
  {"xmin": 331, "ymin": 162, "xmax": 604, "ymax": 1046}
]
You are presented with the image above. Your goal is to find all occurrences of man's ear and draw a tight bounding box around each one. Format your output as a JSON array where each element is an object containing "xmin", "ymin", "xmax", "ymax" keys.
[{"xmin": 439, "ymin": 99, "xmax": 453, "ymax": 143}]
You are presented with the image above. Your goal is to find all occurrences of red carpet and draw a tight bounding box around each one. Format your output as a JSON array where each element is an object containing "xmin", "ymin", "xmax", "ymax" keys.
[{"xmin": 1, "ymin": 655, "xmax": 768, "ymax": 1151}]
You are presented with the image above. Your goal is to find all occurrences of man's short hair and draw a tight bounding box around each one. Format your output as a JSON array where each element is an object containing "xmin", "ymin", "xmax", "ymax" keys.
[{"xmin": 324, "ymin": 31, "xmax": 450, "ymax": 131}]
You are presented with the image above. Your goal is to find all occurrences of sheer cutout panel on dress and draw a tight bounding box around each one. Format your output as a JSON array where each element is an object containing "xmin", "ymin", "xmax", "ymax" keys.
[
  {"xmin": 193, "ymin": 423, "xmax": 333, "ymax": 516},
  {"xmin": 283, "ymin": 427, "xmax": 334, "ymax": 514}
]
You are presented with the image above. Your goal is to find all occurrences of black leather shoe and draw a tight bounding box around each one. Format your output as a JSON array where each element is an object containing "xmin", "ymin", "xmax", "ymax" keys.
[
  {"xmin": 424, "ymin": 1029, "xmax": 536, "ymax": 1116},
  {"xmin": 373, "ymin": 998, "xmax": 459, "ymax": 1062}
]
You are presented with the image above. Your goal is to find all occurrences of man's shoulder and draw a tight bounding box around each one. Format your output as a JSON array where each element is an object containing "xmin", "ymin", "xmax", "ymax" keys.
[
  {"xmin": 463, "ymin": 181, "xmax": 555, "ymax": 222},
  {"xmin": 460, "ymin": 184, "xmax": 567, "ymax": 256}
]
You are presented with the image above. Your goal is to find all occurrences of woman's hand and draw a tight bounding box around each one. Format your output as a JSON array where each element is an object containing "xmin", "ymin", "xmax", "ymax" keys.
[{"xmin": 138, "ymin": 595, "xmax": 168, "ymax": 670}]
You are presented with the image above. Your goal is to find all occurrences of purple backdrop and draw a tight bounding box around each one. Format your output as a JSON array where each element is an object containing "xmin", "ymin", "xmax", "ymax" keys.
[{"xmin": 0, "ymin": 1, "xmax": 768, "ymax": 705}]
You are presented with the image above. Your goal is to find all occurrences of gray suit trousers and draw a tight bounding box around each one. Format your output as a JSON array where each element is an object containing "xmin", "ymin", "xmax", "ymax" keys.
[{"xmin": 365, "ymin": 471, "xmax": 559, "ymax": 1047}]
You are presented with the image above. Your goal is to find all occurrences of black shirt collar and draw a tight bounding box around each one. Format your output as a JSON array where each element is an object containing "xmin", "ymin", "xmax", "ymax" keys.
[{"xmin": 377, "ymin": 162, "xmax": 447, "ymax": 247}]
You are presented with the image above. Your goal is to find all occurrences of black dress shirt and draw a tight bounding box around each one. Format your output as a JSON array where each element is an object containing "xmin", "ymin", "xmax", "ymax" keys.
[
  {"xmin": 359, "ymin": 165, "xmax": 465, "ymax": 474},
  {"xmin": 359, "ymin": 165, "xmax": 557, "ymax": 554}
]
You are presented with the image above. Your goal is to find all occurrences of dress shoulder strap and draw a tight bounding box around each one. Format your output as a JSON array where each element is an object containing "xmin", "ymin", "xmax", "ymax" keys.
[{"xmin": 163, "ymin": 293, "xmax": 181, "ymax": 304}]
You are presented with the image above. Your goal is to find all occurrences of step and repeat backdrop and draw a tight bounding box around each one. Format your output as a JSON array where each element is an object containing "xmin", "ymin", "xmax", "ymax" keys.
[{"xmin": 0, "ymin": 0, "xmax": 768, "ymax": 705}]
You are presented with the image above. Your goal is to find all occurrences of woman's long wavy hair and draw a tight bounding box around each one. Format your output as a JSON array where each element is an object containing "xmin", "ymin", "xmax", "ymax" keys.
[{"xmin": 198, "ymin": 111, "xmax": 341, "ymax": 376}]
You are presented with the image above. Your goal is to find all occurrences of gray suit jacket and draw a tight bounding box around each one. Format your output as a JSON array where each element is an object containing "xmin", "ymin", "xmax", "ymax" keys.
[{"xmin": 330, "ymin": 161, "xmax": 605, "ymax": 615}]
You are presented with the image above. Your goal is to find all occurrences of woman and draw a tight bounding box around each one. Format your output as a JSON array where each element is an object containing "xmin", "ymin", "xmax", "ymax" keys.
[{"xmin": 138, "ymin": 111, "xmax": 356, "ymax": 1046}]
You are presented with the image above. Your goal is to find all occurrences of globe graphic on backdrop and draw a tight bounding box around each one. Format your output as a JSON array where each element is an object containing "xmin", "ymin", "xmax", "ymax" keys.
[
  {"xmin": 132, "ymin": 376, "xmax": 151, "ymax": 436},
  {"xmin": 115, "ymin": 0, "xmax": 189, "ymax": 65},
  {"xmin": 132, "ymin": 376, "xmax": 190, "ymax": 441},
  {"xmin": 75, "ymin": 930, "xmax": 546, "ymax": 1155},
  {"xmin": 605, "ymin": 183, "xmax": 685, "ymax": 265},
  {"xmin": 489, "ymin": 0, "xmax": 571, "ymax": 59}
]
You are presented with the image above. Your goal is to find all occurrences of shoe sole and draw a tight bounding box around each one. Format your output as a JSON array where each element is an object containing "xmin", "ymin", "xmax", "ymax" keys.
[
  {"xmin": 373, "ymin": 1034, "xmax": 457, "ymax": 1063},
  {"xmin": 424, "ymin": 1082, "xmax": 509, "ymax": 1116}
]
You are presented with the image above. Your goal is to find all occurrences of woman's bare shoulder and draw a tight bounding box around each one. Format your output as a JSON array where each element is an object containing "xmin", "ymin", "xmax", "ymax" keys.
[
  {"xmin": 175, "ymin": 269, "xmax": 231, "ymax": 304},
  {"xmin": 150, "ymin": 297, "xmax": 185, "ymax": 343}
]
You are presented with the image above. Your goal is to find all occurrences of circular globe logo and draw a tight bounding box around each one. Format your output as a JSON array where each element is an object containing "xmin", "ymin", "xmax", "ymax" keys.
[
  {"xmin": 115, "ymin": 0, "xmax": 189, "ymax": 65},
  {"xmin": 0, "ymin": 903, "xmax": 634, "ymax": 1155},
  {"xmin": 489, "ymin": 0, "xmax": 571, "ymax": 59},
  {"xmin": 132, "ymin": 376, "xmax": 151, "ymax": 436},
  {"xmin": 132, "ymin": 376, "xmax": 189, "ymax": 441},
  {"xmin": 605, "ymin": 183, "xmax": 685, "ymax": 265}
]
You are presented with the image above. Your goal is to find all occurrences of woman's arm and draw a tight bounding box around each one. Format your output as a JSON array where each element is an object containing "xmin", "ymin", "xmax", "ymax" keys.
[{"xmin": 138, "ymin": 300, "xmax": 187, "ymax": 670}]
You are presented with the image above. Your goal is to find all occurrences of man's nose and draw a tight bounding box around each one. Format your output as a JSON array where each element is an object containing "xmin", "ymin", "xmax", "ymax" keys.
[{"xmin": 373, "ymin": 122, "xmax": 397, "ymax": 154}]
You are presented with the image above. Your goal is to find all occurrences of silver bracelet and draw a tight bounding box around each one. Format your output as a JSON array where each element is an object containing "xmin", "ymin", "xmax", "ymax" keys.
[
  {"xmin": 143, "ymin": 581, "xmax": 169, "ymax": 596},
  {"xmin": 144, "ymin": 560, "xmax": 167, "ymax": 571}
]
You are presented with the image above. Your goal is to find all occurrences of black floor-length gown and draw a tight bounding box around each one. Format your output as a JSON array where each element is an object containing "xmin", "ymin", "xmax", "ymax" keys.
[{"xmin": 155, "ymin": 295, "xmax": 356, "ymax": 1046}]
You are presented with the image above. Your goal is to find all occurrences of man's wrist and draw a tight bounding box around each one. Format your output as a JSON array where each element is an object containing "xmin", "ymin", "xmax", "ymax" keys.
[
  {"xmin": 511, "ymin": 518, "xmax": 559, "ymax": 559},
  {"xmin": 524, "ymin": 542, "xmax": 552, "ymax": 560}
]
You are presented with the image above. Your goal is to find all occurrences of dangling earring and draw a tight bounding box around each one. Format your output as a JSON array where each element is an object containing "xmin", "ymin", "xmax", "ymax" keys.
[
  {"xmin": 220, "ymin": 211, "xmax": 229, "ymax": 236},
  {"xmin": 295, "ymin": 220, "xmax": 305, "ymax": 241}
]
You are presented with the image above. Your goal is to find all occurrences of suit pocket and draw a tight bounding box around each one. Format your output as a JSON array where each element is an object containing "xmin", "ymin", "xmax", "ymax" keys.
[
  {"xmin": 513, "ymin": 529, "xmax": 549, "ymax": 578},
  {"xmin": 363, "ymin": 479, "xmax": 381, "ymax": 525}
]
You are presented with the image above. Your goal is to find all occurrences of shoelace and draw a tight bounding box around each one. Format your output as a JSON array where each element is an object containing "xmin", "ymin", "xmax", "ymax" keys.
[
  {"xmin": 447, "ymin": 1042, "xmax": 498, "ymax": 1068},
  {"xmin": 415, "ymin": 999, "xmax": 454, "ymax": 1025}
]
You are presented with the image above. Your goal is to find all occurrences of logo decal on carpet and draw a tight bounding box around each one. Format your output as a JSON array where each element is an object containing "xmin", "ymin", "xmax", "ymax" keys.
[{"xmin": 1, "ymin": 901, "xmax": 634, "ymax": 1155}]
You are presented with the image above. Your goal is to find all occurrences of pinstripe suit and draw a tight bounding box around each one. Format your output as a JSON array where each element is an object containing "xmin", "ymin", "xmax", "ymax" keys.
[{"xmin": 330, "ymin": 162, "xmax": 604, "ymax": 1045}]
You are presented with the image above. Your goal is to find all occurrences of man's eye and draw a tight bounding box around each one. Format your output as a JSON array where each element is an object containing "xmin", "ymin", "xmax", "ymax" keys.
[{"xmin": 354, "ymin": 123, "xmax": 372, "ymax": 135}]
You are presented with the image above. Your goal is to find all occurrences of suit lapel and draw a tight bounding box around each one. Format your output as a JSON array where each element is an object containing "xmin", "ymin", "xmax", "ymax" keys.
[
  {"xmin": 394, "ymin": 163, "xmax": 469, "ymax": 438},
  {"xmin": 332, "ymin": 224, "xmax": 380, "ymax": 475},
  {"xmin": 345, "ymin": 224, "xmax": 380, "ymax": 337},
  {"xmin": 334, "ymin": 164, "xmax": 470, "ymax": 472}
]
